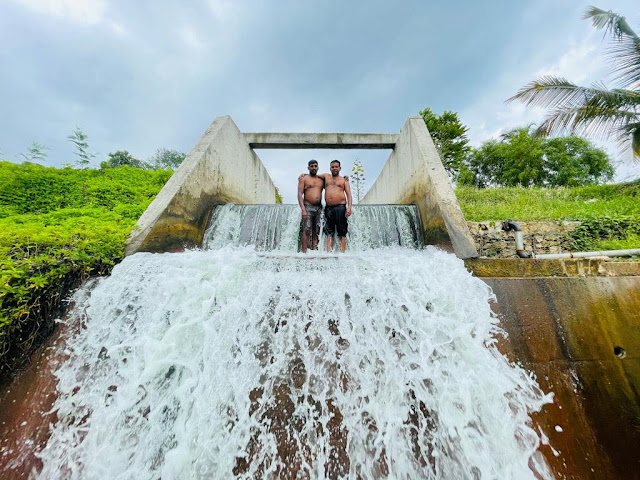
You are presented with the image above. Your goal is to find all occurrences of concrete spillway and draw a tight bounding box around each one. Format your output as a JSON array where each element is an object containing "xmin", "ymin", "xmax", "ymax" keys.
[{"xmin": 1, "ymin": 116, "xmax": 639, "ymax": 478}]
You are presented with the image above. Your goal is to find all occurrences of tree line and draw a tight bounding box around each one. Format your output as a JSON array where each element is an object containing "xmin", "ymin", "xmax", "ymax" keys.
[{"xmin": 421, "ymin": 107, "xmax": 614, "ymax": 188}]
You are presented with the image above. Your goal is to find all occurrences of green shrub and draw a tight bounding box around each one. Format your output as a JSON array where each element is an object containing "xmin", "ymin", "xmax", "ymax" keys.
[
  {"xmin": 0, "ymin": 162, "xmax": 170, "ymax": 378},
  {"xmin": 570, "ymin": 215, "xmax": 640, "ymax": 251}
]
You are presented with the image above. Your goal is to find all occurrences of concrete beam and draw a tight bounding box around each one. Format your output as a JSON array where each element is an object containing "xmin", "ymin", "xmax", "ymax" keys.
[
  {"xmin": 362, "ymin": 116, "xmax": 478, "ymax": 259},
  {"xmin": 245, "ymin": 133, "xmax": 398, "ymax": 149},
  {"xmin": 126, "ymin": 116, "xmax": 276, "ymax": 254}
]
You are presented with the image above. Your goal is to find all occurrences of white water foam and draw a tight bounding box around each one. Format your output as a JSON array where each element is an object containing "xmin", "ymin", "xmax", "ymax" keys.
[
  {"xmin": 38, "ymin": 247, "xmax": 553, "ymax": 479},
  {"xmin": 202, "ymin": 204, "xmax": 423, "ymax": 252}
]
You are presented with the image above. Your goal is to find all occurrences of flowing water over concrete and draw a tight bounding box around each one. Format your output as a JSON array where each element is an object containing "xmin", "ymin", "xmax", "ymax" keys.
[
  {"xmin": 203, "ymin": 204, "xmax": 423, "ymax": 252},
  {"xmin": 2, "ymin": 206, "xmax": 556, "ymax": 479},
  {"xmin": 35, "ymin": 248, "xmax": 552, "ymax": 479}
]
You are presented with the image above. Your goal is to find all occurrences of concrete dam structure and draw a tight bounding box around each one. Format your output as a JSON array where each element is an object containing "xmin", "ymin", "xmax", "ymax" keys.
[
  {"xmin": 125, "ymin": 115, "xmax": 477, "ymax": 259},
  {"xmin": 1, "ymin": 116, "xmax": 639, "ymax": 479}
]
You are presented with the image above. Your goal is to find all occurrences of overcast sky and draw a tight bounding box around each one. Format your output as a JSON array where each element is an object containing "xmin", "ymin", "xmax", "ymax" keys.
[{"xmin": 1, "ymin": 0, "xmax": 639, "ymax": 202}]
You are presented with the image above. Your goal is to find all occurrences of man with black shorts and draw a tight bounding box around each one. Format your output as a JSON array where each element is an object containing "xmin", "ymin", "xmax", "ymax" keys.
[
  {"xmin": 321, "ymin": 160, "xmax": 352, "ymax": 252},
  {"xmin": 297, "ymin": 160, "xmax": 324, "ymax": 252}
]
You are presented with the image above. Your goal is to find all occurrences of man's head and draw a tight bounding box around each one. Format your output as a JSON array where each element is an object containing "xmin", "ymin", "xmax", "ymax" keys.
[
  {"xmin": 308, "ymin": 159, "xmax": 319, "ymax": 176},
  {"xmin": 330, "ymin": 160, "xmax": 341, "ymax": 176}
]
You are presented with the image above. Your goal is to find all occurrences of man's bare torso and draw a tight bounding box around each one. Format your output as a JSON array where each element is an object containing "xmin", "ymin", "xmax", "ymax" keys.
[
  {"xmin": 302, "ymin": 175, "xmax": 324, "ymax": 205},
  {"xmin": 321, "ymin": 174, "xmax": 347, "ymax": 206}
]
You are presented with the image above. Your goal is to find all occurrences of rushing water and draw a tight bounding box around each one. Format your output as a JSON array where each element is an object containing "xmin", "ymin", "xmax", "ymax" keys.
[
  {"xmin": 36, "ymin": 206, "xmax": 554, "ymax": 479},
  {"xmin": 203, "ymin": 204, "xmax": 423, "ymax": 251}
]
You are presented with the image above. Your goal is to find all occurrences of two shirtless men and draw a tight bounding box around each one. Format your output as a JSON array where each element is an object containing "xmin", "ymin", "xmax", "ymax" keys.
[{"xmin": 297, "ymin": 160, "xmax": 352, "ymax": 253}]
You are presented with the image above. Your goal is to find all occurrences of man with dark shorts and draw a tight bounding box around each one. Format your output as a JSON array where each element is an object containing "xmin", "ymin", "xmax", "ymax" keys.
[
  {"xmin": 297, "ymin": 160, "xmax": 324, "ymax": 252},
  {"xmin": 320, "ymin": 160, "xmax": 352, "ymax": 252}
]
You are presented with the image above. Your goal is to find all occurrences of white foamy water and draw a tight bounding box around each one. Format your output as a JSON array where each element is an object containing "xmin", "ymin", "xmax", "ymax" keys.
[
  {"xmin": 202, "ymin": 204, "xmax": 423, "ymax": 252},
  {"xmin": 38, "ymin": 247, "xmax": 553, "ymax": 479}
]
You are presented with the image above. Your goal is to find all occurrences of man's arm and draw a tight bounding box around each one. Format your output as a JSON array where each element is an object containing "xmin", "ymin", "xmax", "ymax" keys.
[
  {"xmin": 297, "ymin": 177, "xmax": 307, "ymax": 218},
  {"xmin": 344, "ymin": 177, "xmax": 353, "ymax": 217}
]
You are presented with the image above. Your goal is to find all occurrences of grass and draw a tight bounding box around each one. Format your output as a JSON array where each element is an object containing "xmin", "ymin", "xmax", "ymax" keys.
[
  {"xmin": 456, "ymin": 182, "xmax": 640, "ymax": 222},
  {"xmin": 456, "ymin": 181, "xmax": 640, "ymax": 252}
]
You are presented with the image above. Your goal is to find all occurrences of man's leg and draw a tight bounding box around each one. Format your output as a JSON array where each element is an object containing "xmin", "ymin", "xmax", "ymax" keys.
[
  {"xmin": 301, "ymin": 228, "xmax": 310, "ymax": 253},
  {"xmin": 339, "ymin": 236, "xmax": 346, "ymax": 253},
  {"xmin": 326, "ymin": 235, "xmax": 334, "ymax": 252},
  {"xmin": 311, "ymin": 208, "xmax": 320, "ymax": 250}
]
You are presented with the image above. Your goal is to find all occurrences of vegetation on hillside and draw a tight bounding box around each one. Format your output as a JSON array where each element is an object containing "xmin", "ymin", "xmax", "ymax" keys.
[
  {"xmin": 457, "ymin": 180, "xmax": 640, "ymax": 250},
  {"xmin": 0, "ymin": 162, "xmax": 170, "ymax": 377}
]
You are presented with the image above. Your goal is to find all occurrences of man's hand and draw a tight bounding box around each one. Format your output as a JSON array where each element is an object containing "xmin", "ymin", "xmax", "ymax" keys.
[
  {"xmin": 346, "ymin": 206, "xmax": 352, "ymax": 217},
  {"xmin": 301, "ymin": 208, "xmax": 308, "ymax": 220}
]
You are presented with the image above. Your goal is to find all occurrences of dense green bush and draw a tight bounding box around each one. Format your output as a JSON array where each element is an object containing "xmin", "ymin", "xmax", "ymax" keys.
[{"xmin": 0, "ymin": 162, "xmax": 170, "ymax": 378}]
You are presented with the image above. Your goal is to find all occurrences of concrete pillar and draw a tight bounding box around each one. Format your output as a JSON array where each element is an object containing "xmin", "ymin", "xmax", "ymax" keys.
[
  {"xmin": 126, "ymin": 116, "xmax": 276, "ymax": 254},
  {"xmin": 362, "ymin": 116, "xmax": 478, "ymax": 259}
]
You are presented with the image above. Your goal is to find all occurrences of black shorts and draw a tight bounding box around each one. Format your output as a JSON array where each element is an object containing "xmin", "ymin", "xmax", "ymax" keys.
[{"xmin": 324, "ymin": 204, "xmax": 348, "ymax": 237}]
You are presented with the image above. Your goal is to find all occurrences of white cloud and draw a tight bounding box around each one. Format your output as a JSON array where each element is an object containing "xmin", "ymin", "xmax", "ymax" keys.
[
  {"xmin": 11, "ymin": 0, "xmax": 107, "ymax": 24},
  {"xmin": 462, "ymin": 33, "xmax": 611, "ymax": 146},
  {"xmin": 535, "ymin": 32, "xmax": 606, "ymax": 85},
  {"xmin": 179, "ymin": 24, "xmax": 207, "ymax": 51},
  {"xmin": 205, "ymin": 0, "xmax": 240, "ymax": 23}
]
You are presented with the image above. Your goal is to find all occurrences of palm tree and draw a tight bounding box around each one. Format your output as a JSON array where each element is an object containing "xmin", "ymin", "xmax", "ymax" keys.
[{"xmin": 507, "ymin": 6, "xmax": 640, "ymax": 158}]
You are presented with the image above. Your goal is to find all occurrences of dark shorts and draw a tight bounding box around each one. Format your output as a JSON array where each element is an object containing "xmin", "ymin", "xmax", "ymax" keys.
[
  {"xmin": 303, "ymin": 204, "xmax": 322, "ymax": 236},
  {"xmin": 324, "ymin": 204, "xmax": 348, "ymax": 237}
]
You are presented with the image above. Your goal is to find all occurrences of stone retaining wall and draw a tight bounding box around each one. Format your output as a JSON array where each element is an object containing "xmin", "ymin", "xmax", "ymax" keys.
[{"xmin": 468, "ymin": 220, "xmax": 581, "ymax": 258}]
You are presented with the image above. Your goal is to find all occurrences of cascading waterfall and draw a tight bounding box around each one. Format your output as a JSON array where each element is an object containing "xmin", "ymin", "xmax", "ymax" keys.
[
  {"xmin": 36, "ymin": 205, "xmax": 554, "ymax": 479},
  {"xmin": 202, "ymin": 204, "xmax": 423, "ymax": 251}
]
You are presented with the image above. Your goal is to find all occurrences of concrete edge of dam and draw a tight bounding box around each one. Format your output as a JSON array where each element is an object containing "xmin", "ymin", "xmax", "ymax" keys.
[
  {"xmin": 125, "ymin": 116, "xmax": 276, "ymax": 255},
  {"xmin": 361, "ymin": 116, "xmax": 478, "ymax": 259}
]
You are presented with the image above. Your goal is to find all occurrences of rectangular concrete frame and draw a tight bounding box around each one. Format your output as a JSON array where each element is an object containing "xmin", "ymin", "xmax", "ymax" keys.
[
  {"xmin": 126, "ymin": 116, "xmax": 276, "ymax": 254},
  {"xmin": 362, "ymin": 116, "xmax": 478, "ymax": 259},
  {"xmin": 245, "ymin": 133, "xmax": 399, "ymax": 149}
]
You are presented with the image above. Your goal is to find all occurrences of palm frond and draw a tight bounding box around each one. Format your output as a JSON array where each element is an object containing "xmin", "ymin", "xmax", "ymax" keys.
[
  {"xmin": 507, "ymin": 77, "xmax": 639, "ymax": 110},
  {"xmin": 585, "ymin": 7, "xmax": 640, "ymax": 89},
  {"xmin": 621, "ymin": 122, "xmax": 640, "ymax": 157},
  {"xmin": 536, "ymin": 105, "xmax": 639, "ymax": 157},
  {"xmin": 605, "ymin": 36, "xmax": 640, "ymax": 90},
  {"xmin": 507, "ymin": 77, "xmax": 590, "ymax": 108},
  {"xmin": 584, "ymin": 7, "xmax": 638, "ymax": 40}
]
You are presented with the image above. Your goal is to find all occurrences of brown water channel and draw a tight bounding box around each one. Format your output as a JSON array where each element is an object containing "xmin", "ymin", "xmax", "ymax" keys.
[{"xmin": 2, "ymin": 273, "xmax": 639, "ymax": 479}]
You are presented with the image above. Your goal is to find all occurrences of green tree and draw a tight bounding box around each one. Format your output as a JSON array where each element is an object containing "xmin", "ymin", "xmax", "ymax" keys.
[
  {"xmin": 148, "ymin": 148, "xmax": 186, "ymax": 169},
  {"xmin": 508, "ymin": 7, "xmax": 640, "ymax": 158},
  {"xmin": 419, "ymin": 107, "xmax": 471, "ymax": 177},
  {"xmin": 275, "ymin": 186, "xmax": 283, "ymax": 204},
  {"xmin": 20, "ymin": 141, "xmax": 48, "ymax": 164},
  {"xmin": 101, "ymin": 150, "xmax": 149, "ymax": 169},
  {"xmin": 460, "ymin": 127, "xmax": 614, "ymax": 187},
  {"xmin": 67, "ymin": 127, "xmax": 96, "ymax": 169},
  {"xmin": 350, "ymin": 158, "xmax": 366, "ymax": 202}
]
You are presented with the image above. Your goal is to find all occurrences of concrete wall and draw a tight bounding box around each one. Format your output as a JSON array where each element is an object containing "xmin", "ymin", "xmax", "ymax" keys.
[
  {"xmin": 126, "ymin": 116, "xmax": 276, "ymax": 254},
  {"xmin": 484, "ymin": 275, "xmax": 640, "ymax": 479},
  {"xmin": 362, "ymin": 116, "xmax": 478, "ymax": 259}
]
